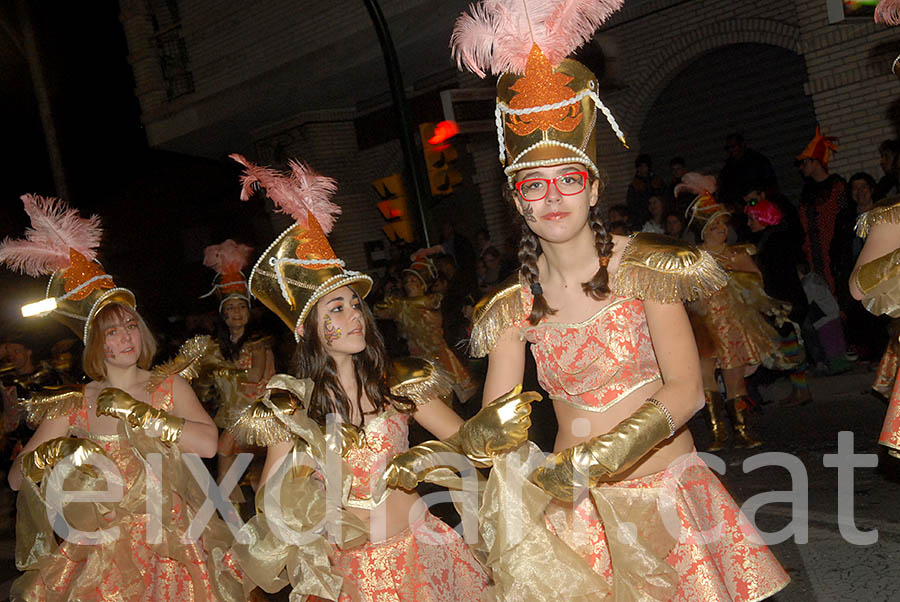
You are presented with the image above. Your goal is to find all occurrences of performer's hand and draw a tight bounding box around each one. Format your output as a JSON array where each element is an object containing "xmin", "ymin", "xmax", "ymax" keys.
[
  {"xmin": 97, "ymin": 387, "xmax": 184, "ymax": 445},
  {"xmin": 19, "ymin": 437, "xmax": 106, "ymax": 483},
  {"xmin": 459, "ymin": 385, "xmax": 541, "ymax": 464},
  {"xmin": 530, "ymin": 446, "xmax": 602, "ymax": 502}
]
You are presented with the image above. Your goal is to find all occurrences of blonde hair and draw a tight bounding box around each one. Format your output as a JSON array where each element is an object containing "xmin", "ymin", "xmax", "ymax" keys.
[{"xmin": 83, "ymin": 303, "xmax": 157, "ymax": 381}]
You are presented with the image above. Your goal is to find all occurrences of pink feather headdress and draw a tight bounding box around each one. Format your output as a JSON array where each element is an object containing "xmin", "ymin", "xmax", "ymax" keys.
[
  {"xmin": 451, "ymin": 0, "xmax": 625, "ymax": 77},
  {"xmin": 876, "ymin": 0, "xmax": 900, "ymax": 25},
  {"xmin": 674, "ymin": 172, "xmax": 717, "ymax": 199},
  {"xmin": 0, "ymin": 194, "xmax": 102, "ymax": 277},
  {"xmin": 202, "ymin": 239, "xmax": 253, "ymax": 277},
  {"xmin": 229, "ymin": 153, "xmax": 340, "ymax": 234}
]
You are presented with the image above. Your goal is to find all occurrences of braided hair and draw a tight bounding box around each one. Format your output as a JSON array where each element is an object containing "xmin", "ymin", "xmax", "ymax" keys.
[{"xmin": 508, "ymin": 175, "xmax": 614, "ymax": 325}]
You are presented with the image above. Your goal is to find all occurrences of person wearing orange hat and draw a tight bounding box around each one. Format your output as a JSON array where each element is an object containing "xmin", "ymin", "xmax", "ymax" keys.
[{"xmin": 0, "ymin": 195, "xmax": 224, "ymax": 601}]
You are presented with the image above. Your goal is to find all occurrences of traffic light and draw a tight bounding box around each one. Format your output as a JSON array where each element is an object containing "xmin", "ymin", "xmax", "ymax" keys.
[
  {"xmin": 372, "ymin": 173, "xmax": 415, "ymax": 243},
  {"xmin": 419, "ymin": 121, "xmax": 463, "ymax": 196}
]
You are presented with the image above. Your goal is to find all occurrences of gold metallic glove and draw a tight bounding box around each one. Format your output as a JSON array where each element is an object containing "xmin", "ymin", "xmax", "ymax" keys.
[
  {"xmin": 856, "ymin": 248, "xmax": 900, "ymax": 317},
  {"xmin": 532, "ymin": 401, "xmax": 674, "ymax": 501},
  {"xmin": 96, "ymin": 387, "xmax": 185, "ymax": 445},
  {"xmin": 382, "ymin": 384, "xmax": 540, "ymax": 491},
  {"xmin": 19, "ymin": 437, "xmax": 106, "ymax": 483}
]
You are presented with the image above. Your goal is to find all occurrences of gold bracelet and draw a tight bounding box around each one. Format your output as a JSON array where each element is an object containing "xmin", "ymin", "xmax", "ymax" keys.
[{"xmin": 646, "ymin": 398, "xmax": 676, "ymax": 437}]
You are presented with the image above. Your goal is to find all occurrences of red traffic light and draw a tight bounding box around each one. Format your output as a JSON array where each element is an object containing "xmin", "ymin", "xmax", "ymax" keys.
[{"xmin": 427, "ymin": 120, "xmax": 459, "ymax": 150}]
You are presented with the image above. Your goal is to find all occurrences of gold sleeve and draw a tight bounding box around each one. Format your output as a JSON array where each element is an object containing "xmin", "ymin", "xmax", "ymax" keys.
[
  {"xmin": 855, "ymin": 197, "xmax": 900, "ymax": 239},
  {"xmin": 468, "ymin": 273, "xmax": 524, "ymax": 358},
  {"xmin": 20, "ymin": 385, "xmax": 83, "ymax": 425},
  {"xmin": 610, "ymin": 232, "xmax": 728, "ymax": 303},
  {"xmin": 855, "ymin": 248, "xmax": 900, "ymax": 317},
  {"xmin": 146, "ymin": 334, "xmax": 214, "ymax": 392},
  {"xmin": 227, "ymin": 374, "xmax": 313, "ymax": 447},
  {"xmin": 389, "ymin": 357, "xmax": 453, "ymax": 406}
]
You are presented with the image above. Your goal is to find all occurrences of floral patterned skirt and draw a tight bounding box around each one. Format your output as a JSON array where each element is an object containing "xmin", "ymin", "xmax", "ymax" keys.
[{"xmin": 545, "ymin": 453, "xmax": 790, "ymax": 602}]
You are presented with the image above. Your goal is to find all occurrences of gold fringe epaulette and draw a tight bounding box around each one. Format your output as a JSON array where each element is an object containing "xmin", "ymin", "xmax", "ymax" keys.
[
  {"xmin": 389, "ymin": 357, "xmax": 453, "ymax": 406},
  {"xmin": 611, "ymin": 233, "xmax": 728, "ymax": 303},
  {"xmin": 242, "ymin": 334, "xmax": 273, "ymax": 352},
  {"xmin": 730, "ymin": 242, "xmax": 757, "ymax": 256},
  {"xmin": 855, "ymin": 196, "xmax": 900, "ymax": 238},
  {"xmin": 228, "ymin": 374, "xmax": 313, "ymax": 447},
  {"xmin": 147, "ymin": 334, "xmax": 214, "ymax": 392},
  {"xmin": 469, "ymin": 273, "xmax": 523, "ymax": 358},
  {"xmin": 20, "ymin": 384, "xmax": 83, "ymax": 424}
]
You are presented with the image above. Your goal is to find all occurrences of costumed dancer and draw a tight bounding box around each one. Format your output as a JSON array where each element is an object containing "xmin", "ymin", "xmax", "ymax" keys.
[
  {"xmin": 198, "ymin": 239, "xmax": 275, "ymax": 487},
  {"xmin": 680, "ymin": 174, "xmax": 792, "ymax": 449},
  {"xmin": 215, "ymin": 154, "xmax": 538, "ymax": 602},
  {"xmin": 0, "ymin": 195, "xmax": 225, "ymax": 601},
  {"xmin": 374, "ymin": 257, "xmax": 479, "ymax": 403},
  {"xmin": 850, "ymin": 193, "xmax": 900, "ymax": 458},
  {"xmin": 385, "ymin": 2, "xmax": 790, "ymax": 599}
]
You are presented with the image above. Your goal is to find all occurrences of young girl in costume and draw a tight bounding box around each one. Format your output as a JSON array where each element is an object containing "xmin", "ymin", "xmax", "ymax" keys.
[
  {"xmin": 0, "ymin": 195, "xmax": 223, "ymax": 601},
  {"xmin": 679, "ymin": 174, "xmax": 789, "ymax": 449},
  {"xmin": 385, "ymin": 3, "xmax": 790, "ymax": 599},
  {"xmin": 374, "ymin": 257, "xmax": 479, "ymax": 403},
  {"xmin": 850, "ymin": 193, "xmax": 900, "ymax": 458},
  {"xmin": 219, "ymin": 155, "xmax": 536, "ymax": 602},
  {"xmin": 198, "ymin": 239, "xmax": 275, "ymax": 485}
]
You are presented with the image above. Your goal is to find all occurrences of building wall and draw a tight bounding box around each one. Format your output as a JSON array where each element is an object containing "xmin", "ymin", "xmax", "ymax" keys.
[{"xmin": 120, "ymin": 0, "xmax": 900, "ymax": 264}]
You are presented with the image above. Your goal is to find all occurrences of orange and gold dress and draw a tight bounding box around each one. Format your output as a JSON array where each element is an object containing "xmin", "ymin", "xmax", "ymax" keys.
[
  {"xmin": 687, "ymin": 244, "xmax": 785, "ymax": 370},
  {"xmin": 12, "ymin": 376, "xmax": 223, "ymax": 602},
  {"xmin": 470, "ymin": 233, "xmax": 790, "ymax": 601},
  {"xmin": 375, "ymin": 295, "xmax": 478, "ymax": 402},
  {"xmin": 222, "ymin": 362, "xmax": 491, "ymax": 602}
]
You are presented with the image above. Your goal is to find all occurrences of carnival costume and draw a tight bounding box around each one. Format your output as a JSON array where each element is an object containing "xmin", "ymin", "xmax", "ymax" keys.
[
  {"xmin": 210, "ymin": 155, "xmax": 535, "ymax": 601},
  {"xmin": 0, "ymin": 195, "xmax": 227, "ymax": 601},
  {"xmin": 853, "ymin": 196, "xmax": 900, "ymax": 457},
  {"xmin": 379, "ymin": 2, "xmax": 790, "ymax": 599},
  {"xmin": 375, "ymin": 258, "xmax": 478, "ymax": 402},
  {"xmin": 679, "ymin": 174, "xmax": 792, "ymax": 449}
]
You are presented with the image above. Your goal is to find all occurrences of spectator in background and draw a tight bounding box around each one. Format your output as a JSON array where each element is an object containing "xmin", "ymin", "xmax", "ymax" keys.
[
  {"xmin": 663, "ymin": 209, "xmax": 694, "ymax": 242},
  {"xmin": 626, "ymin": 153, "xmax": 666, "ymax": 227},
  {"xmin": 798, "ymin": 260, "xmax": 852, "ymax": 375},
  {"xmin": 875, "ymin": 139, "xmax": 900, "ymax": 201},
  {"xmin": 641, "ymin": 194, "xmax": 667, "ymax": 234},
  {"xmin": 742, "ymin": 185, "xmax": 805, "ymax": 257},
  {"xmin": 667, "ymin": 156, "xmax": 688, "ymax": 208},
  {"xmin": 476, "ymin": 227, "xmax": 493, "ymax": 257},
  {"xmin": 439, "ymin": 221, "xmax": 477, "ymax": 279},
  {"xmin": 478, "ymin": 245, "xmax": 505, "ymax": 294},
  {"xmin": 606, "ymin": 203, "xmax": 632, "ymax": 236},
  {"xmin": 719, "ymin": 132, "xmax": 778, "ymax": 208},
  {"xmin": 432, "ymin": 253, "xmax": 477, "ymax": 357},
  {"xmin": 796, "ymin": 126, "xmax": 848, "ymax": 298}
]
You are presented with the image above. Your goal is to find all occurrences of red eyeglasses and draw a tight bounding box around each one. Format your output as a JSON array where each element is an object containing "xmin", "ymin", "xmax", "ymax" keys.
[{"xmin": 515, "ymin": 171, "xmax": 588, "ymax": 201}]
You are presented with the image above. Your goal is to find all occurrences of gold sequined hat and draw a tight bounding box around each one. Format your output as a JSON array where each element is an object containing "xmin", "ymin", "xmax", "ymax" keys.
[
  {"xmin": 202, "ymin": 239, "xmax": 253, "ymax": 311},
  {"xmin": 231, "ymin": 154, "xmax": 372, "ymax": 341},
  {"xmin": 0, "ymin": 194, "xmax": 136, "ymax": 342},
  {"xmin": 677, "ymin": 173, "xmax": 730, "ymax": 240},
  {"xmin": 451, "ymin": 1, "xmax": 628, "ymax": 183}
]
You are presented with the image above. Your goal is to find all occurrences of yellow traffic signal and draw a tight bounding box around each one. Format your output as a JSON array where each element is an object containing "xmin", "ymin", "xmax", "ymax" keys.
[
  {"xmin": 419, "ymin": 122, "xmax": 462, "ymax": 196},
  {"xmin": 372, "ymin": 173, "xmax": 415, "ymax": 243}
]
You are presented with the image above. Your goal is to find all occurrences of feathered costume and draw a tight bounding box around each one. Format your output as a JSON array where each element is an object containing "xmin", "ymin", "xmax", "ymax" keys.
[
  {"xmin": 444, "ymin": 3, "xmax": 790, "ymax": 600},
  {"xmin": 208, "ymin": 156, "xmax": 491, "ymax": 602},
  {"xmin": 0, "ymin": 197, "xmax": 228, "ymax": 602}
]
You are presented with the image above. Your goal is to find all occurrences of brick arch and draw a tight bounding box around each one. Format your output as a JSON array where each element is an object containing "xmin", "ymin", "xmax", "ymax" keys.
[{"xmin": 623, "ymin": 18, "xmax": 802, "ymax": 141}]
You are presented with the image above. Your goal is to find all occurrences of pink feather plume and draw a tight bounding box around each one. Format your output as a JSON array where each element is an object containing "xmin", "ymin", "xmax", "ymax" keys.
[
  {"xmin": 674, "ymin": 172, "xmax": 717, "ymax": 198},
  {"xmin": 203, "ymin": 239, "xmax": 253, "ymax": 275},
  {"xmin": 0, "ymin": 194, "xmax": 102, "ymax": 277},
  {"xmin": 451, "ymin": 0, "xmax": 625, "ymax": 77},
  {"xmin": 876, "ymin": 0, "xmax": 900, "ymax": 25},
  {"xmin": 229, "ymin": 153, "xmax": 341, "ymax": 234}
]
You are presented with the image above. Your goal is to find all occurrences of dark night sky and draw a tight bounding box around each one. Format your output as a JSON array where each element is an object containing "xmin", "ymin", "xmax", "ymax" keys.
[{"xmin": 0, "ymin": 2, "xmax": 259, "ymax": 353}]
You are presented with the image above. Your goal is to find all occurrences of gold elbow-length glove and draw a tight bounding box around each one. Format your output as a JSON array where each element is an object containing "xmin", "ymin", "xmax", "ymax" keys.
[
  {"xmin": 19, "ymin": 437, "xmax": 106, "ymax": 483},
  {"xmin": 382, "ymin": 385, "xmax": 541, "ymax": 492},
  {"xmin": 855, "ymin": 247, "xmax": 900, "ymax": 317},
  {"xmin": 96, "ymin": 387, "xmax": 185, "ymax": 445},
  {"xmin": 531, "ymin": 400, "xmax": 675, "ymax": 501}
]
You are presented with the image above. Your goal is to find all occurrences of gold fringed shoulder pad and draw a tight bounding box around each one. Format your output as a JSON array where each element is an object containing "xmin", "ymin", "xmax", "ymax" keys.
[
  {"xmin": 611, "ymin": 233, "xmax": 728, "ymax": 303},
  {"xmin": 228, "ymin": 374, "xmax": 313, "ymax": 447},
  {"xmin": 730, "ymin": 243, "xmax": 757, "ymax": 256},
  {"xmin": 389, "ymin": 357, "xmax": 453, "ymax": 406},
  {"xmin": 20, "ymin": 384, "xmax": 83, "ymax": 424},
  {"xmin": 856, "ymin": 196, "xmax": 900, "ymax": 238},
  {"xmin": 147, "ymin": 334, "xmax": 214, "ymax": 392},
  {"xmin": 469, "ymin": 273, "xmax": 524, "ymax": 358},
  {"xmin": 243, "ymin": 334, "xmax": 273, "ymax": 352}
]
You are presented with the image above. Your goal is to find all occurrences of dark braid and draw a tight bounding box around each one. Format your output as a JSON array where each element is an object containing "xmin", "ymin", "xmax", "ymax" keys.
[
  {"xmin": 518, "ymin": 218, "xmax": 557, "ymax": 325},
  {"xmin": 581, "ymin": 203, "xmax": 614, "ymax": 300}
]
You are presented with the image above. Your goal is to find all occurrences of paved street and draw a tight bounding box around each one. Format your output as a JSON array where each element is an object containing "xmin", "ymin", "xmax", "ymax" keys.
[{"xmin": 0, "ymin": 365, "xmax": 896, "ymax": 601}]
